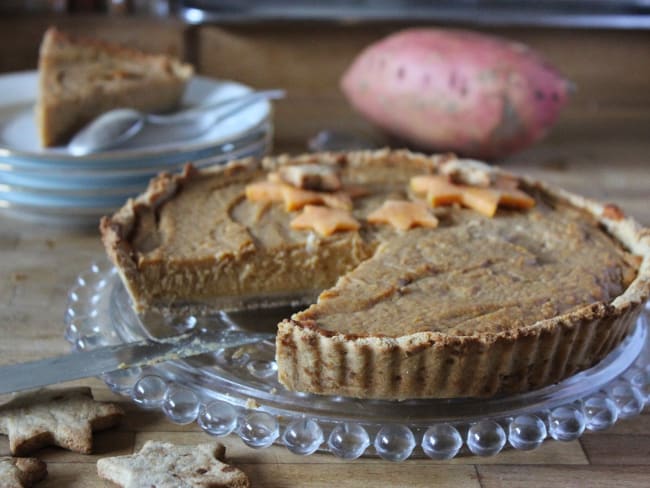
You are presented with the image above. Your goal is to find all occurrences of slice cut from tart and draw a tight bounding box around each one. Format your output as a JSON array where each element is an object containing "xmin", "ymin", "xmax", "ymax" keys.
[
  {"xmin": 36, "ymin": 27, "xmax": 193, "ymax": 147},
  {"xmin": 101, "ymin": 149, "xmax": 650, "ymax": 400}
]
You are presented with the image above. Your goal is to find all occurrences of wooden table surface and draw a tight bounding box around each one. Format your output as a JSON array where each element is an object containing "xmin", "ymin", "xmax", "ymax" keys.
[{"xmin": 1, "ymin": 70, "xmax": 650, "ymax": 487}]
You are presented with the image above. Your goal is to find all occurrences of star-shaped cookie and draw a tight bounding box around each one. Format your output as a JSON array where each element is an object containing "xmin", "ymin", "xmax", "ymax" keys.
[
  {"xmin": 97, "ymin": 441, "xmax": 250, "ymax": 488},
  {"xmin": 0, "ymin": 387, "xmax": 124, "ymax": 455},
  {"xmin": 290, "ymin": 204, "xmax": 360, "ymax": 236},
  {"xmin": 367, "ymin": 200, "xmax": 439, "ymax": 231},
  {"xmin": 0, "ymin": 457, "xmax": 47, "ymax": 487}
]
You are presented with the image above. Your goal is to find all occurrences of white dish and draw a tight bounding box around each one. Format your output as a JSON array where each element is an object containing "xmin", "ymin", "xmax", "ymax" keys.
[{"xmin": 0, "ymin": 71, "xmax": 272, "ymax": 164}]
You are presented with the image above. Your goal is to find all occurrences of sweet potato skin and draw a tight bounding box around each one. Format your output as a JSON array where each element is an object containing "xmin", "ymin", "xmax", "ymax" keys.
[{"xmin": 341, "ymin": 28, "xmax": 571, "ymax": 160}]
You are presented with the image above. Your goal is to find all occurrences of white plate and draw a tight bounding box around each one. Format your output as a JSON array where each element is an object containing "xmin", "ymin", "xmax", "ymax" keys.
[{"xmin": 0, "ymin": 71, "xmax": 271, "ymax": 164}]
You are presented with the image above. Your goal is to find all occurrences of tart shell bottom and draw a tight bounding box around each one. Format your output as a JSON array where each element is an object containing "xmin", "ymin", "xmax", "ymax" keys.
[{"xmin": 276, "ymin": 302, "xmax": 641, "ymax": 400}]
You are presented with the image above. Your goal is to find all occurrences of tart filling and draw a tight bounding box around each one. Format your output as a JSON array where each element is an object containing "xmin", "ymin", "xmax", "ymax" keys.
[{"xmin": 101, "ymin": 150, "xmax": 650, "ymax": 400}]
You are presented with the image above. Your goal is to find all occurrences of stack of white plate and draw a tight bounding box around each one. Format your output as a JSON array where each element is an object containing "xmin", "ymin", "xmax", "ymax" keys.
[{"xmin": 0, "ymin": 71, "xmax": 273, "ymax": 226}]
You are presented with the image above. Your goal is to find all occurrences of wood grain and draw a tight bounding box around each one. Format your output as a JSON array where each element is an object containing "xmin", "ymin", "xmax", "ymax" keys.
[
  {"xmin": 477, "ymin": 466, "xmax": 650, "ymax": 488},
  {"xmin": 581, "ymin": 434, "xmax": 650, "ymax": 465},
  {"xmin": 240, "ymin": 464, "xmax": 480, "ymax": 488}
]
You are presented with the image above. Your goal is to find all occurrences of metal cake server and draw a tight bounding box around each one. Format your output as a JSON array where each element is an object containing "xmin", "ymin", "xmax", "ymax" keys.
[{"xmin": 0, "ymin": 328, "xmax": 274, "ymax": 395}]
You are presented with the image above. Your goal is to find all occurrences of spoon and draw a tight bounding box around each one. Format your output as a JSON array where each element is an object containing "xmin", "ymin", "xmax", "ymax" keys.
[{"xmin": 68, "ymin": 89, "xmax": 285, "ymax": 156}]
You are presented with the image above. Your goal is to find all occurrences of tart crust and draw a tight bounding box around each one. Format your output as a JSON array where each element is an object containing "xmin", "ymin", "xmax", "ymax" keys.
[{"xmin": 101, "ymin": 150, "xmax": 650, "ymax": 400}]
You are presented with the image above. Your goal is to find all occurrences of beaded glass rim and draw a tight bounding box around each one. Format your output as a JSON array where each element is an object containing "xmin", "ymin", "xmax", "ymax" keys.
[{"xmin": 64, "ymin": 261, "xmax": 650, "ymax": 460}]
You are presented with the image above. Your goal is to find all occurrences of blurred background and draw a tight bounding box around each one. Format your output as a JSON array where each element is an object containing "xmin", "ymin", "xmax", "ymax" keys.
[{"xmin": 0, "ymin": 0, "xmax": 649, "ymax": 166}]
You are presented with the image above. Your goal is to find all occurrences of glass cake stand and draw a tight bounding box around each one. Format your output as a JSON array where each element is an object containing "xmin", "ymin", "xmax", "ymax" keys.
[{"xmin": 64, "ymin": 261, "xmax": 650, "ymax": 461}]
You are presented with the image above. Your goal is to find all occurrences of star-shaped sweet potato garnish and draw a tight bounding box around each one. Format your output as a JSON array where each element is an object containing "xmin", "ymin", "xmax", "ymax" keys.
[
  {"xmin": 97, "ymin": 441, "xmax": 250, "ymax": 488},
  {"xmin": 367, "ymin": 200, "xmax": 439, "ymax": 231},
  {"xmin": 460, "ymin": 186, "xmax": 535, "ymax": 217},
  {"xmin": 0, "ymin": 387, "xmax": 124, "ymax": 455},
  {"xmin": 410, "ymin": 175, "xmax": 535, "ymax": 217},
  {"xmin": 244, "ymin": 180, "xmax": 284, "ymax": 203},
  {"xmin": 498, "ymin": 187, "xmax": 536, "ymax": 209},
  {"xmin": 244, "ymin": 180, "xmax": 353, "ymax": 211},
  {"xmin": 410, "ymin": 175, "xmax": 463, "ymax": 206},
  {"xmin": 290, "ymin": 204, "xmax": 360, "ymax": 236},
  {"xmin": 0, "ymin": 457, "xmax": 47, "ymax": 488},
  {"xmin": 459, "ymin": 186, "xmax": 502, "ymax": 217},
  {"xmin": 283, "ymin": 186, "xmax": 320, "ymax": 210}
]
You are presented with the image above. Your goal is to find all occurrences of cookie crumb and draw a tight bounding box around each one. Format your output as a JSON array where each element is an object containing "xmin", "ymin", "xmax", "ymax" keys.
[
  {"xmin": 0, "ymin": 456, "xmax": 47, "ymax": 487},
  {"xmin": 11, "ymin": 273, "xmax": 27, "ymax": 283},
  {"xmin": 245, "ymin": 398, "xmax": 260, "ymax": 409},
  {"xmin": 603, "ymin": 203, "xmax": 625, "ymax": 221}
]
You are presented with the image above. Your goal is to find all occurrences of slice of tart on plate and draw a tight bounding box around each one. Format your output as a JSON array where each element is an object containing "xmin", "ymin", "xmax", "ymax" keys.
[
  {"xmin": 36, "ymin": 27, "xmax": 193, "ymax": 147},
  {"xmin": 101, "ymin": 149, "xmax": 650, "ymax": 400}
]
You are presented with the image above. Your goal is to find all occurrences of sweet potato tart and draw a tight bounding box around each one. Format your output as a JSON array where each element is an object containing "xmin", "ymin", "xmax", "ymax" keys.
[
  {"xmin": 100, "ymin": 150, "xmax": 650, "ymax": 400},
  {"xmin": 36, "ymin": 27, "xmax": 193, "ymax": 147}
]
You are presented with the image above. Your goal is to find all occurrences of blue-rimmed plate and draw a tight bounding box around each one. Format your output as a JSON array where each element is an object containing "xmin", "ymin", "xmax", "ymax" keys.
[{"xmin": 0, "ymin": 137, "xmax": 270, "ymax": 226}]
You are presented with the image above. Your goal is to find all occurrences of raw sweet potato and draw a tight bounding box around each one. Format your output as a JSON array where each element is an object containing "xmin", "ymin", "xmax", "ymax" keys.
[{"xmin": 340, "ymin": 28, "xmax": 571, "ymax": 160}]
